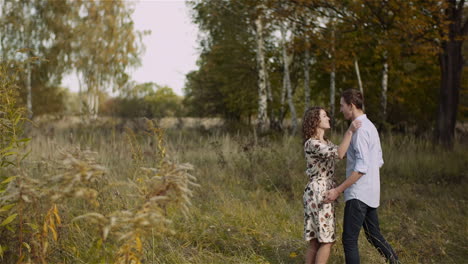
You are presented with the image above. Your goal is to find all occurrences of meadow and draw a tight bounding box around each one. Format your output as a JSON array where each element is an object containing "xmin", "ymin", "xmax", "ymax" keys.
[{"xmin": 3, "ymin": 118, "xmax": 467, "ymax": 263}]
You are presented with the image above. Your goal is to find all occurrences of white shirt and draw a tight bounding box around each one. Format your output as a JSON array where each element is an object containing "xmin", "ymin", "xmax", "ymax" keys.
[{"xmin": 344, "ymin": 114, "xmax": 384, "ymax": 208}]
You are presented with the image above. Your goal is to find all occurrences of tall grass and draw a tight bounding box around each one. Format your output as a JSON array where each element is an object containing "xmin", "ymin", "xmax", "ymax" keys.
[{"xmin": 17, "ymin": 121, "xmax": 467, "ymax": 263}]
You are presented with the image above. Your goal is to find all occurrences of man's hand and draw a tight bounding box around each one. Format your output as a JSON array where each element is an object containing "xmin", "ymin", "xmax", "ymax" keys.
[{"xmin": 324, "ymin": 188, "xmax": 340, "ymax": 203}]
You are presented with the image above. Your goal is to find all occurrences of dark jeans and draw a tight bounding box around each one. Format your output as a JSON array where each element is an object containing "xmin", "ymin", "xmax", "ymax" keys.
[{"xmin": 343, "ymin": 199, "xmax": 399, "ymax": 264}]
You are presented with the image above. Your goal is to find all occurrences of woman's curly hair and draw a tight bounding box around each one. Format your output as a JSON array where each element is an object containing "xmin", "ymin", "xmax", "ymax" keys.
[{"xmin": 302, "ymin": 106, "xmax": 328, "ymax": 143}]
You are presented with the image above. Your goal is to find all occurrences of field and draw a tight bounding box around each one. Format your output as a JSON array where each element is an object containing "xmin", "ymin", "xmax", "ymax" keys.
[{"xmin": 2, "ymin": 118, "xmax": 467, "ymax": 263}]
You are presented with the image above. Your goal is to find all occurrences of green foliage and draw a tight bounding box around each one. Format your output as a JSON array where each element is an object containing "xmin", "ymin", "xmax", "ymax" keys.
[
  {"xmin": 186, "ymin": 0, "xmax": 467, "ymax": 135},
  {"xmin": 185, "ymin": 0, "xmax": 260, "ymax": 120},
  {"xmin": 0, "ymin": 0, "xmax": 146, "ymax": 117},
  {"xmin": 103, "ymin": 84, "xmax": 183, "ymax": 118},
  {"xmin": 0, "ymin": 63, "xmax": 28, "ymax": 168}
]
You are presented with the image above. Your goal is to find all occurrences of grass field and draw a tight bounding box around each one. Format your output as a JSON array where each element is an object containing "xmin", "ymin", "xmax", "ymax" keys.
[{"xmin": 4, "ymin": 120, "xmax": 468, "ymax": 263}]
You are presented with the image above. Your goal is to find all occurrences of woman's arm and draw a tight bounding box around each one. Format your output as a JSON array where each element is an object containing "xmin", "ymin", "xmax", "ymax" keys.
[{"xmin": 337, "ymin": 120, "xmax": 361, "ymax": 159}]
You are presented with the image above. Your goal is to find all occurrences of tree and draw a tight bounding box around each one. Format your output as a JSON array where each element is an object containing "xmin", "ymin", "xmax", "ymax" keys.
[
  {"xmin": 255, "ymin": 3, "xmax": 269, "ymax": 132},
  {"xmin": 436, "ymin": 0, "xmax": 467, "ymax": 148},
  {"xmin": 0, "ymin": 0, "xmax": 76, "ymax": 117},
  {"xmin": 71, "ymin": 0, "xmax": 144, "ymax": 118},
  {"xmin": 186, "ymin": 0, "xmax": 260, "ymax": 120},
  {"xmin": 0, "ymin": 0, "xmax": 144, "ymax": 118}
]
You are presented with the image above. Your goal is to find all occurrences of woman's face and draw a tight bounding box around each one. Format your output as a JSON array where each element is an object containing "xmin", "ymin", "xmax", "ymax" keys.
[{"xmin": 318, "ymin": 109, "xmax": 331, "ymax": 130}]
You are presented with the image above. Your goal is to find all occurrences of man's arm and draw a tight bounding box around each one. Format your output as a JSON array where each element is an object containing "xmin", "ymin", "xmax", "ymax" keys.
[
  {"xmin": 324, "ymin": 129, "xmax": 370, "ymax": 203},
  {"xmin": 324, "ymin": 171, "xmax": 364, "ymax": 203}
]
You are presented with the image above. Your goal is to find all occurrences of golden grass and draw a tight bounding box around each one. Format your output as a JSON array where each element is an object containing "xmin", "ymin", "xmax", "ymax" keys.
[{"xmin": 2, "ymin": 118, "xmax": 466, "ymax": 263}]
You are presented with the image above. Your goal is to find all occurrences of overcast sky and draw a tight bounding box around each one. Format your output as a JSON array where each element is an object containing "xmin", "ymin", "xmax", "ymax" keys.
[{"xmin": 61, "ymin": 0, "xmax": 199, "ymax": 96}]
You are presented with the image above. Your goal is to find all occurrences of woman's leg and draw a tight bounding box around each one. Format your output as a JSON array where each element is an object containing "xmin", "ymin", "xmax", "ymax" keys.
[
  {"xmin": 306, "ymin": 239, "xmax": 319, "ymax": 264},
  {"xmin": 315, "ymin": 242, "xmax": 334, "ymax": 264}
]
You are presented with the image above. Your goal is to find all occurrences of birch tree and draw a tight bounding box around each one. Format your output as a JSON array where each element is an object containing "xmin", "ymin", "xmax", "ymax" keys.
[
  {"xmin": 280, "ymin": 22, "xmax": 298, "ymax": 134},
  {"xmin": 0, "ymin": 0, "xmax": 79, "ymax": 117},
  {"xmin": 380, "ymin": 52, "xmax": 389, "ymax": 121},
  {"xmin": 71, "ymin": 1, "xmax": 144, "ymax": 118},
  {"xmin": 255, "ymin": 4, "xmax": 269, "ymax": 133},
  {"xmin": 354, "ymin": 58, "xmax": 364, "ymax": 111}
]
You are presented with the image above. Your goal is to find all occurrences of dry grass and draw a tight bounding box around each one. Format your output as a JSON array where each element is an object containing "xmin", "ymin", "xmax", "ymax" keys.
[
  {"xmin": 9, "ymin": 120, "xmax": 468, "ymax": 263},
  {"xmin": 6, "ymin": 120, "xmax": 464, "ymax": 263}
]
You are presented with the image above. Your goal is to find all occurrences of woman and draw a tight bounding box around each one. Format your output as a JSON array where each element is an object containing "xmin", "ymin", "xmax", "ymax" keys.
[{"xmin": 302, "ymin": 107, "xmax": 360, "ymax": 264}]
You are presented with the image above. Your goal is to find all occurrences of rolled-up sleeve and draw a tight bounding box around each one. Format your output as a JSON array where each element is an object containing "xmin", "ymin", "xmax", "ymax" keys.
[{"xmin": 353, "ymin": 130, "xmax": 370, "ymax": 174}]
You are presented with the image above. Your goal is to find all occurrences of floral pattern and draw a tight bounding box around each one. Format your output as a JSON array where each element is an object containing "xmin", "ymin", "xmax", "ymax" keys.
[{"xmin": 303, "ymin": 138, "xmax": 338, "ymax": 243}]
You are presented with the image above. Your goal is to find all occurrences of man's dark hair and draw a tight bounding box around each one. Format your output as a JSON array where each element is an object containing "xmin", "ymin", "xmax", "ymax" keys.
[{"xmin": 341, "ymin": 89, "xmax": 364, "ymax": 110}]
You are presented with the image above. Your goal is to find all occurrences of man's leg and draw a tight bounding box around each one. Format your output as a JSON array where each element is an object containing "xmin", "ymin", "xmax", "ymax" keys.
[
  {"xmin": 363, "ymin": 207, "xmax": 399, "ymax": 264},
  {"xmin": 342, "ymin": 199, "xmax": 367, "ymax": 264}
]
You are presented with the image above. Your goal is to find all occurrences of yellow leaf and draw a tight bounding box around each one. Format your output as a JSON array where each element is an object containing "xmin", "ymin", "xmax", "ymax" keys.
[
  {"xmin": 0, "ymin": 203, "xmax": 15, "ymax": 213},
  {"xmin": 43, "ymin": 221, "xmax": 48, "ymax": 235},
  {"xmin": 1, "ymin": 176, "xmax": 16, "ymax": 184},
  {"xmin": 53, "ymin": 205, "xmax": 61, "ymax": 225},
  {"xmin": 43, "ymin": 241, "xmax": 49, "ymax": 255},
  {"xmin": 0, "ymin": 213, "xmax": 17, "ymax": 226},
  {"xmin": 135, "ymin": 235, "xmax": 142, "ymax": 252},
  {"xmin": 49, "ymin": 224, "xmax": 58, "ymax": 241},
  {"xmin": 289, "ymin": 252, "xmax": 298, "ymax": 258},
  {"xmin": 26, "ymin": 223, "xmax": 39, "ymax": 230},
  {"xmin": 22, "ymin": 242, "xmax": 31, "ymax": 253}
]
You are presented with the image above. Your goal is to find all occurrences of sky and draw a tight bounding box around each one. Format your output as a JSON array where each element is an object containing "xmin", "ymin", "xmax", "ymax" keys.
[{"xmin": 61, "ymin": 0, "xmax": 199, "ymax": 96}]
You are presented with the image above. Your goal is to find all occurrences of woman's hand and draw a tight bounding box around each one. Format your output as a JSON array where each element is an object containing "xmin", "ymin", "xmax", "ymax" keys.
[
  {"xmin": 323, "ymin": 188, "xmax": 340, "ymax": 203},
  {"xmin": 347, "ymin": 120, "xmax": 361, "ymax": 133}
]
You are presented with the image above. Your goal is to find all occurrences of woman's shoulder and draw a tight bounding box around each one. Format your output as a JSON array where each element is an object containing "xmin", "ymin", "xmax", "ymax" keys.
[
  {"xmin": 305, "ymin": 138, "xmax": 328, "ymax": 149},
  {"xmin": 326, "ymin": 139, "xmax": 337, "ymax": 147}
]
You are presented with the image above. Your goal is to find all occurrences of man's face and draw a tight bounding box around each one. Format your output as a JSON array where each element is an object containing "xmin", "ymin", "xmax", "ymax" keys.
[{"xmin": 340, "ymin": 97, "xmax": 353, "ymax": 120}]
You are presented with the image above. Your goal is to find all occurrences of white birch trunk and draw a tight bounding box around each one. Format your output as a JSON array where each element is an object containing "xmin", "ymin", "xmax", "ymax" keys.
[
  {"xmin": 77, "ymin": 71, "xmax": 83, "ymax": 114},
  {"xmin": 93, "ymin": 70, "xmax": 100, "ymax": 119},
  {"xmin": 87, "ymin": 87, "xmax": 93, "ymax": 117},
  {"xmin": 255, "ymin": 5, "xmax": 268, "ymax": 132},
  {"xmin": 381, "ymin": 54, "xmax": 388, "ymax": 122},
  {"xmin": 26, "ymin": 61, "xmax": 32, "ymax": 118},
  {"xmin": 280, "ymin": 23, "xmax": 297, "ymax": 134},
  {"xmin": 265, "ymin": 62, "xmax": 276, "ymax": 128},
  {"xmin": 354, "ymin": 58, "xmax": 364, "ymax": 111}
]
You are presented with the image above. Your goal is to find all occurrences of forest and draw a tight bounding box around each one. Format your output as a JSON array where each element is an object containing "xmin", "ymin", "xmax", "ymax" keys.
[{"xmin": 0, "ymin": 0, "xmax": 467, "ymax": 263}]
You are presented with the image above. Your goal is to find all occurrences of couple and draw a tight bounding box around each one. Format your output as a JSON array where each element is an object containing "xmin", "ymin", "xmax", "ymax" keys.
[{"xmin": 302, "ymin": 89, "xmax": 399, "ymax": 264}]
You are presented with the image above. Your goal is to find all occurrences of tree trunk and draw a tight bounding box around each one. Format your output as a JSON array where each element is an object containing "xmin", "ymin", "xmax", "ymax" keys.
[
  {"xmin": 280, "ymin": 24, "xmax": 297, "ymax": 134},
  {"xmin": 354, "ymin": 58, "xmax": 364, "ymax": 111},
  {"xmin": 255, "ymin": 5, "xmax": 268, "ymax": 133},
  {"xmin": 279, "ymin": 74, "xmax": 287, "ymax": 124},
  {"xmin": 381, "ymin": 53, "xmax": 388, "ymax": 123},
  {"xmin": 304, "ymin": 38, "xmax": 311, "ymax": 110},
  {"xmin": 26, "ymin": 61, "xmax": 32, "ymax": 118},
  {"xmin": 87, "ymin": 87, "xmax": 93, "ymax": 117},
  {"xmin": 265, "ymin": 61, "xmax": 279, "ymax": 130},
  {"xmin": 77, "ymin": 71, "xmax": 83, "ymax": 114},
  {"xmin": 436, "ymin": 0, "xmax": 466, "ymax": 149},
  {"xmin": 329, "ymin": 26, "xmax": 336, "ymax": 128}
]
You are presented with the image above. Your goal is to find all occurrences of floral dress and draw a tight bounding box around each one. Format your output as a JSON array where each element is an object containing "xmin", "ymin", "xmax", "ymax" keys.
[{"xmin": 303, "ymin": 138, "xmax": 339, "ymax": 243}]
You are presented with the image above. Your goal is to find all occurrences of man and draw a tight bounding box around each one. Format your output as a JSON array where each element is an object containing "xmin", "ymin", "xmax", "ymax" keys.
[{"xmin": 324, "ymin": 89, "xmax": 399, "ymax": 264}]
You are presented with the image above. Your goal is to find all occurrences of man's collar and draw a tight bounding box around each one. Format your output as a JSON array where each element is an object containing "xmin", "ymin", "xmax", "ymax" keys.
[{"xmin": 355, "ymin": 114, "xmax": 367, "ymax": 121}]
